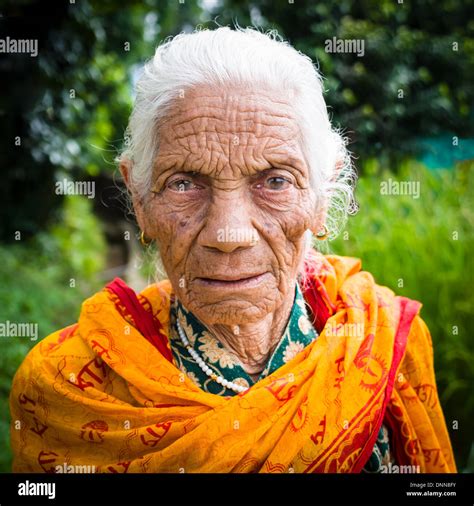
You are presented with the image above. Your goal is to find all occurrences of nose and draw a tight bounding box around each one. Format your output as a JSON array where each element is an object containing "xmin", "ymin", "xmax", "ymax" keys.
[{"xmin": 197, "ymin": 192, "xmax": 259, "ymax": 253}]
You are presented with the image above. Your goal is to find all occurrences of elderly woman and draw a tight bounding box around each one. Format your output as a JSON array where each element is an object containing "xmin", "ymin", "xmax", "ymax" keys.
[{"xmin": 10, "ymin": 27, "xmax": 455, "ymax": 473}]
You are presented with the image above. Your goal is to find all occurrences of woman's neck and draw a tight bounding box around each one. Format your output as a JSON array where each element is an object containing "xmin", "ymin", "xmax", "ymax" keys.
[{"xmin": 206, "ymin": 285, "xmax": 296, "ymax": 377}]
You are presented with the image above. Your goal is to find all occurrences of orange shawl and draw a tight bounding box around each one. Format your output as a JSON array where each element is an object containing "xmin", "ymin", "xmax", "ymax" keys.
[{"xmin": 10, "ymin": 252, "xmax": 456, "ymax": 473}]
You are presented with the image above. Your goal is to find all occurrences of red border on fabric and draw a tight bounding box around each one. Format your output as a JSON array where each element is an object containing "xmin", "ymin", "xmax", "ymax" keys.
[
  {"xmin": 351, "ymin": 296, "xmax": 421, "ymax": 472},
  {"xmin": 105, "ymin": 277, "xmax": 173, "ymax": 363},
  {"xmin": 300, "ymin": 255, "xmax": 336, "ymax": 333}
]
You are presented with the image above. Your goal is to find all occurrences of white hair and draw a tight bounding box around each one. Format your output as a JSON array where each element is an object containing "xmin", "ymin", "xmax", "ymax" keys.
[{"xmin": 121, "ymin": 26, "xmax": 357, "ymax": 241}]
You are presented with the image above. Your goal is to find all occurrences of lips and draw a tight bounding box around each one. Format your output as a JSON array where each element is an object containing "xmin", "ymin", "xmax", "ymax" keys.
[{"xmin": 195, "ymin": 272, "xmax": 270, "ymax": 289}]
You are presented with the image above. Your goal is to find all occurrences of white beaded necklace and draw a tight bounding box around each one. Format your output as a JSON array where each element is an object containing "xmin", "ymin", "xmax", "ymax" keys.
[{"xmin": 176, "ymin": 319, "xmax": 248, "ymax": 394}]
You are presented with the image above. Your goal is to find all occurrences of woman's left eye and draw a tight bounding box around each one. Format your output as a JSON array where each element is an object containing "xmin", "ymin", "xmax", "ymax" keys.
[{"xmin": 263, "ymin": 176, "xmax": 291, "ymax": 190}]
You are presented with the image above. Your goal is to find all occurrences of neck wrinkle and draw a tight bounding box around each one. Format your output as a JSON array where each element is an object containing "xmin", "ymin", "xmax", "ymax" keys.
[{"xmin": 206, "ymin": 282, "xmax": 297, "ymax": 376}]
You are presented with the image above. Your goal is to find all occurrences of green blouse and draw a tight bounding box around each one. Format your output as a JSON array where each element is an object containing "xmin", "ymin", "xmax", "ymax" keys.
[{"xmin": 168, "ymin": 282, "xmax": 393, "ymax": 472}]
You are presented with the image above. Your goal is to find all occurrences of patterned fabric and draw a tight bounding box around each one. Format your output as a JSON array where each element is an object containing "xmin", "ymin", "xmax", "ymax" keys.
[
  {"xmin": 170, "ymin": 282, "xmax": 393, "ymax": 472},
  {"xmin": 9, "ymin": 252, "xmax": 457, "ymax": 473}
]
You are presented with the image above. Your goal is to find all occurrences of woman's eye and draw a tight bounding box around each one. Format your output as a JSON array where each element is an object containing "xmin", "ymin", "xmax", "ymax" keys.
[
  {"xmin": 167, "ymin": 179, "xmax": 198, "ymax": 192},
  {"xmin": 263, "ymin": 176, "xmax": 291, "ymax": 190}
]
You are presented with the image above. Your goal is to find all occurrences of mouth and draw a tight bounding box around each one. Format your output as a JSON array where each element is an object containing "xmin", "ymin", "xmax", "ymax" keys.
[{"xmin": 195, "ymin": 272, "xmax": 270, "ymax": 289}]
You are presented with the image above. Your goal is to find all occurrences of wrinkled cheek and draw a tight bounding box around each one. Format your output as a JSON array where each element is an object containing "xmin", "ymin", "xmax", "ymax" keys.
[
  {"xmin": 262, "ymin": 212, "xmax": 311, "ymax": 260},
  {"xmin": 251, "ymin": 224, "xmax": 298, "ymax": 300},
  {"xmin": 286, "ymin": 192, "xmax": 315, "ymax": 239},
  {"xmin": 282, "ymin": 215, "xmax": 311, "ymax": 244},
  {"xmin": 143, "ymin": 206, "xmax": 184, "ymax": 275},
  {"xmin": 267, "ymin": 215, "xmax": 313, "ymax": 296},
  {"xmin": 283, "ymin": 219, "xmax": 312, "ymax": 277},
  {"xmin": 282, "ymin": 197, "xmax": 315, "ymax": 263}
]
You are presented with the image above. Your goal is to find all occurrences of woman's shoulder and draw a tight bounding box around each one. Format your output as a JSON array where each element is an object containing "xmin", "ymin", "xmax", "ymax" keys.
[
  {"xmin": 10, "ymin": 322, "xmax": 92, "ymax": 394},
  {"xmin": 11, "ymin": 278, "xmax": 174, "ymax": 388},
  {"xmin": 10, "ymin": 283, "xmax": 113, "ymax": 397}
]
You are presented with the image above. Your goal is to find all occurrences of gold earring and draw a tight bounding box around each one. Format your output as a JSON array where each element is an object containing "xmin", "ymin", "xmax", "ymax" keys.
[
  {"xmin": 315, "ymin": 224, "xmax": 329, "ymax": 240},
  {"xmin": 140, "ymin": 231, "xmax": 152, "ymax": 246}
]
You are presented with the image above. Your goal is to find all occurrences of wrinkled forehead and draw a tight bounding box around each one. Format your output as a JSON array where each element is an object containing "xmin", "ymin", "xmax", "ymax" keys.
[{"xmin": 153, "ymin": 85, "xmax": 308, "ymax": 180}]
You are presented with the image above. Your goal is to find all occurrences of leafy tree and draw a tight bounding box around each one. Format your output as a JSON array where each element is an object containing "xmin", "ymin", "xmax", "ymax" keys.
[
  {"xmin": 0, "ymin": 0, "xmax": 201, "ymax": 241},
  {"xmin": 214, "ymin": 0, "xmax": 474, "ymax": 169}
]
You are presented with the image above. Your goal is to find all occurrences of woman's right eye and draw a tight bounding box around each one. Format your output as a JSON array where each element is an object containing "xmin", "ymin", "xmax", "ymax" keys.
[{"xmin": 167, "ymin": 179, "xmax": 198, "ymax": 192}]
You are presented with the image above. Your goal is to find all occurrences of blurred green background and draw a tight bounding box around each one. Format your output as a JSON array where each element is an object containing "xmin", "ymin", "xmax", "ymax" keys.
[{"xmin": 0, "ymin": 0, "xmax": 473, "ymax": 472}]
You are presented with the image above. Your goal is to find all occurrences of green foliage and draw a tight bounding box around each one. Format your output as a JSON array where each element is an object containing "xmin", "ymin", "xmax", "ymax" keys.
[
  {"xmin": 50, "ymin": 195, "xmax": 107, "ymax": 277},
  {"xmin": 0, "ymin": 196, "xmax": 106, "ymax": 472},
  {"xmin": 1, "ymin": 0, "xmax": 202, "ymax": 240},
  {"xmin": 215, "ymin": 0, "xmax": 474, "ymax": 167},
  {"xmin": 331, "ymin": 161, "xmax": 474, "ymax": 471}
]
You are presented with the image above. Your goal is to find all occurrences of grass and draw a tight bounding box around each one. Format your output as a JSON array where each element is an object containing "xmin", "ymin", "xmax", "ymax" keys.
[{"xmin": 0, "ymin": 195, "xmax": 106, "ymax": 472}]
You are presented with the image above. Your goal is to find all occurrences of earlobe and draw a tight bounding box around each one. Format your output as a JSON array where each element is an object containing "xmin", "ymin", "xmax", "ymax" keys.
[
  {"xmin": 310, "ymin": 202, "xmax": 328, "ymax": 237},
  {"xmin": 309, "ymin": 220, "xmax": 323, "ymax": 237}
]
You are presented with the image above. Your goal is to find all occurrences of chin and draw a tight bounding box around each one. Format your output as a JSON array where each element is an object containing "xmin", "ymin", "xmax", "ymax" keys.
[{"xmin": 185, "ymin": 293, "xmax": 278, "ymax": 326}]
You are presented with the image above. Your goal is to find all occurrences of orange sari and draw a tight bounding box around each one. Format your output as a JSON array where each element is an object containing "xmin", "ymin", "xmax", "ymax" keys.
[{"xmin": 10, "ymin": 252, "xmax": 456, "ymax": 473}]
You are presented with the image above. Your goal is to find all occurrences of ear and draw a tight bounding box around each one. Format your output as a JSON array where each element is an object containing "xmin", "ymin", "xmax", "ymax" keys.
[
  {"xmin": 119, "ymin": 156, "xmax": 133, "ymax": 189},
  {"xmin": 119, "ymin": 157, "xmax": 147, "ymax": 232},
  {"xmin": 309, "ymin": 156, "xmax": 345, "ymax": 235}
]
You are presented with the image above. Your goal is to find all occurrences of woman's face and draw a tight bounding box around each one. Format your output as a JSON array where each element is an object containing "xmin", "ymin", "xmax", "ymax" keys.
[{"xmin": 134, "ymin": 85, "xmax": 321, "ymax": 326}]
